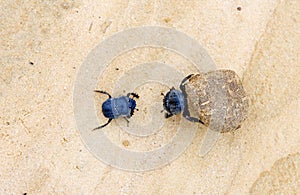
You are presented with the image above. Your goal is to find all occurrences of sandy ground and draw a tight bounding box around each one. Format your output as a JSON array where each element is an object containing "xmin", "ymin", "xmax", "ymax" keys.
[{"xmin": 1, "ymin": 0, "xmax": 300, "ymax": 194}]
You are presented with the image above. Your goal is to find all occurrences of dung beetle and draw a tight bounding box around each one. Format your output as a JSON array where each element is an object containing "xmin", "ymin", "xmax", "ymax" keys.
[
  {"xmin": 162, "ymin": 87, "xmax": 184, "ymax": 118},
  {"xmin": 162, "ymin": 75, "xmax": 204, "ymax": 124},
  {"xmin": 93, "ymin": 90, "xmax": 139, "ymax": 130}
]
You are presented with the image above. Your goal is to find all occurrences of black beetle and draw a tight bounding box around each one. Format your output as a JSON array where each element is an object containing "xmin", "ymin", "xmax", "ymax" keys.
[
  {"xmin": 93, "ymin": 90, "xmax": 139, "ymax": 130},
  {"xmin": 162, "ymin": 74, "xmax": 204, "ymax": 124}
]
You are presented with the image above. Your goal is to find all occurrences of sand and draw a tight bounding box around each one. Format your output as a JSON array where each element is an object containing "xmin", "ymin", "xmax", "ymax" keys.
[{"xmin": 1, "ymin": 0, "xmax": 299, "ymax": 194}]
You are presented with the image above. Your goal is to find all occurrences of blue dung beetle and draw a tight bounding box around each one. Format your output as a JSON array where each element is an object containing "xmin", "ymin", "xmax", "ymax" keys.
[
  {"xmin": 163, "ymin": 87, "xmax": 184, "ymax": 118},
  {"xmin": 162, "ymin": 74, "xmax": 204, "ymax": 124},
  {"xmin": 93, "ymin": 90, "xmax": 139, "ymax": 130}
]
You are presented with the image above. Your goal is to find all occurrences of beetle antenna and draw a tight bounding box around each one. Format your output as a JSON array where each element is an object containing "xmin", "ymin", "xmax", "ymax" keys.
[{"xmin": 92, "ymin": 118, "xmax": 113, "ymax": 131}]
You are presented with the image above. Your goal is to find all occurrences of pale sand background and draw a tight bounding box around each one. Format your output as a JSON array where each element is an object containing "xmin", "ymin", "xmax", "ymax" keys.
[{"xmin": 1, "ymin": 0, "xmax": 300, "ymax": 194}]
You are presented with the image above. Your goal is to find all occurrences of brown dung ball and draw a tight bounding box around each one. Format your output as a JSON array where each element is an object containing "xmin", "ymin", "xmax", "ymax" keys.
[{"xmin": 184, "ymin": 70, "xmax": 249, "ymax": 133}]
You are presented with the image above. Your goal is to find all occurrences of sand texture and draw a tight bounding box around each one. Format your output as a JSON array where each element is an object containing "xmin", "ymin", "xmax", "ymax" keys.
[{"xmin": 1, "ymin": 0, "xmax": 299, "ymax": 194}]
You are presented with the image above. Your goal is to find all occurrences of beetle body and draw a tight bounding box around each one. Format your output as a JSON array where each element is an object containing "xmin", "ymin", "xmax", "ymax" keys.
[
  {"xmin": 163, "ymin": 87, "xmax": 185, "ymax": 118},
  {"xmin": 102, "ymin": 96, "xmax": 136, "ymax": 119},
  {"xmin": 93, "ymin": 90, "xmax": 139, "ymax": 130}
]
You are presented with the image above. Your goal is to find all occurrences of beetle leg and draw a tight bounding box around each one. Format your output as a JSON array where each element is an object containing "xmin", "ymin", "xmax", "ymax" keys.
[
  {"xmin": 127, "ymin": 92, "xmax": 139, "ymax": 99},
  {"xmin": 124, "ymin": 117, "xmax": 130, "ymax": 127},
  {"xmin": 180, "ymin": 78, "xmax": 204, "ymax": 124},
  {"xmin": 180, "ymin": 74, "xmax": 194, "ymax": 91},
  {"xmin": 92, "ymin": 118, "xmax": 113, "ymax": 131},
  {"xmin": 182, "ymin": 103, "xmax": 204, "ymax": 124},
  {"xmin": 182, "ymin": 114, "xmax": 204, "ymax": 124},
  {"xmin": 130, "ymin": 109, "xmax": 134, "ymax": 117},
  {"xmin": 94, "ymin": 90, "xmax": 112, "ymax": 98},
  {"xmin": 165, "ymin": 113, "xmax": 173, "ymax": 118}
]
